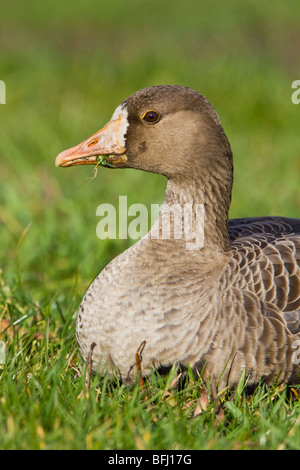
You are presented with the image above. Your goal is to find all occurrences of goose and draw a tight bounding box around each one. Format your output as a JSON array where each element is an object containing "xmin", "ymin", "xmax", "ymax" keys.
[{"xmin": 55, "ymin": 85, "xmax": 300, "ymax": 390}]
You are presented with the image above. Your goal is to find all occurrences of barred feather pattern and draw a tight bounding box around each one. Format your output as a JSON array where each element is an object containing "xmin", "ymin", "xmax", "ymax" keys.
[{"xmin": 229, "ymin": 216, "xmax": 300, "ymax": 333}]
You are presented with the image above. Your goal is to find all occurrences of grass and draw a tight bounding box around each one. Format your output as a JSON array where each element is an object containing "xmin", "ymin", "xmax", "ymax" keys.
[
  {"xmin": 0, "ymin": 0, "xmax": 300, "ymax": 450},
  {"xmin": 1, "ymin": 267, "xmax": 300, "ymax": 450},
  {"xmin": 1, "ymin": 270, "xmax": 300, "ymax": 450}
]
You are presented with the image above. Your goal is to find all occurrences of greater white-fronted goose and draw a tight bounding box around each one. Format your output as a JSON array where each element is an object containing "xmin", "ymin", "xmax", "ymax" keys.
[{"xmin": 55, "ymin": 85, "xmax": 300, "ymax": 390}]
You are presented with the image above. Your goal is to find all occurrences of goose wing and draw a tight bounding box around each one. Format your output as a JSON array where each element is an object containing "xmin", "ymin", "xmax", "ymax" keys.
[{"xmin": 229, "ymin": 217, "xmax": 300, "ymax": 334}]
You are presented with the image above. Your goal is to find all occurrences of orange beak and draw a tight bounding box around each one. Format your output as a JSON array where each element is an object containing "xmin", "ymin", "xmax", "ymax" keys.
[{"xmin": 55, "ymin": 117, "xmax": 127, "ymax": 168}]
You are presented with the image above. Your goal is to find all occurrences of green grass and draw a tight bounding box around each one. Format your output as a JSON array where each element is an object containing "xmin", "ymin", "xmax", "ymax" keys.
[
  {"xmin": 1, "ymin": 267, "xmax": 300, "ymax": 450},
  {"xmin": 1, "ymin": 0, "xmax": 300, "ymax": 450},
  {"xmin": 1, "ymin": 269, "xmax": 300, "ymax": 450}
]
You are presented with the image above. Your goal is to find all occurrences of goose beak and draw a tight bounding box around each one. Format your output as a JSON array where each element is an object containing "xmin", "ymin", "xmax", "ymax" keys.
[{"xmin": 55, "ymin": 117, "xmax": 127, "ymax": 168}]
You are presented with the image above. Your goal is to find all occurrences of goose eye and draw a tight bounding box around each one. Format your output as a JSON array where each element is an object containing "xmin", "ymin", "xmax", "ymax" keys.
[{"xmin": 142, "ymin": 110, "xmax": 160, "ymax": 124}]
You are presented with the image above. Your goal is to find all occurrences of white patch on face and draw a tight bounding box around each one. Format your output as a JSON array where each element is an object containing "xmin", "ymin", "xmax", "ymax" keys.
[{"xmin": 110, "ymin": 104, "xmax": 129, "ymax": 149}]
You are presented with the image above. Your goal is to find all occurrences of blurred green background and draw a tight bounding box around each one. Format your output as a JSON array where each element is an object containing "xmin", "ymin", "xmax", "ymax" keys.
[{"xmin": 1, "ymin": 0, "xmax": 300, "ymax": 304}]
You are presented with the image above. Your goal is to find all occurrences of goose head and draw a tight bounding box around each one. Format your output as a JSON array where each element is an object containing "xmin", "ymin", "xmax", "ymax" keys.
[
  {"xmin": 55, "ymin": 85, "xmax": 234, "ymax": 249},
  {"xmin": 55, "ymin": 85, "xmax": 233, "ymax": 180}
]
